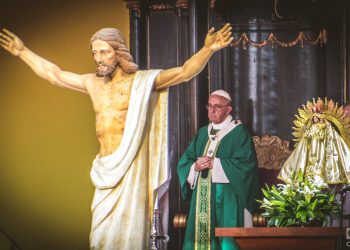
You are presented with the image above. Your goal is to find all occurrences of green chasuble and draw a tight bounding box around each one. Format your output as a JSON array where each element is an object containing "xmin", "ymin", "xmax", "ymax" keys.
[{"xmin": 177, "ymin": 124, "xmax": 259, "ymax": 250}]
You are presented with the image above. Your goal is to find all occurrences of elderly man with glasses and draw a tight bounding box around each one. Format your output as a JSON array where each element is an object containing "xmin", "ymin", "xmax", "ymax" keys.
[{"xmin": 177, "ymin": 90, "xmax": 260, "ymax": 250}]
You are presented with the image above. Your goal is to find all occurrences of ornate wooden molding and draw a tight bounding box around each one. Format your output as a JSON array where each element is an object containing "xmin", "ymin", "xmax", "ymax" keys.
[
  {"xmin": 231, "ymin": 29, "xmax": 327, "ymax": 49},
  {"xmin": 148, "ymin": 1, "xmax": 188, "ymax": 16},
  {"xmin": 176, "ymin": 0, "xmax": 188, "ymax": 9},
  {"xmin": 209, "ymin": 0, "xmax": 216, "ymax": 9},
  {"xmin": 125, "ymin": 0, "xmax": 142, "ymax": 18},
  {"xmin": 149, "ymin": 3, "xmax": 174, "ymax": 11},
  {"xmin": 253, "ymin": 135, "xmax": 292, "ymax": 170}
]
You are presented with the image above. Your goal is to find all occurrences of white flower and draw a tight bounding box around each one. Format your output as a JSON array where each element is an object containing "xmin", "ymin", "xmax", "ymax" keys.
[{"xmin": 307, "ymin": 175, "xmax": 328, "ymax": 189}]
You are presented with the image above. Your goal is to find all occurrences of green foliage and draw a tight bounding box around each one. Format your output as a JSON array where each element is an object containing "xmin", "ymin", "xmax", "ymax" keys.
[{"xmin": 257, "ymin": 175, "xmax": 340, "ymax": 227}]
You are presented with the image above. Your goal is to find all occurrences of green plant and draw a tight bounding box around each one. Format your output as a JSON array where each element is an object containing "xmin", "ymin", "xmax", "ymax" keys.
[{"xmin": 257, "ymin": 172, "xmax": 340, "ymax": 227}]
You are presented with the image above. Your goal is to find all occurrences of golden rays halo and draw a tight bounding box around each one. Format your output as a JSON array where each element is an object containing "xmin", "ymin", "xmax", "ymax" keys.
[{"xmin": 292, "ymin": 97, "xmax": 350, "ymax": 146}]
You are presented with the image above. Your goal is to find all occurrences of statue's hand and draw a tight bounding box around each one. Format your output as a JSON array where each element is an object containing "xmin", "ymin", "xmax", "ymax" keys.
[
  {"xmin": 205, "ymin": 23, "xmax": 233, "ymax": 52},
  {"xmin": 0, "ymin": 29, "xmax": 25, "ymax": 56}
]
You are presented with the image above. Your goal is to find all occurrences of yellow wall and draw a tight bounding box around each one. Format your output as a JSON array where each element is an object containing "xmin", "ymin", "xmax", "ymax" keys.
[{"xmin": 0, "ymin": 1, "xmax": 129, "ymax": 249}]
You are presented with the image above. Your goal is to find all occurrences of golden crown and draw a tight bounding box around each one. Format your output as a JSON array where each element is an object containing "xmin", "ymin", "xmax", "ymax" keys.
[{"xmin": 292, "ymin": 97, "xmax": 350, "ymax": 146}]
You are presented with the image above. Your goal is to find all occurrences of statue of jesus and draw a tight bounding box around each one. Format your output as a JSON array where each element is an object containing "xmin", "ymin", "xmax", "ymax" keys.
[{"xmin": 0, "ymin": 24, "xmax": 232, "ymax": 249}]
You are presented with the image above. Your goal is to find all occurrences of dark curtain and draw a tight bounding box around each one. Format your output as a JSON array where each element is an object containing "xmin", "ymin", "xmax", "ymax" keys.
[{"xmin": 209, "ymin": 0, "xmax": 343, "ymax": 141}]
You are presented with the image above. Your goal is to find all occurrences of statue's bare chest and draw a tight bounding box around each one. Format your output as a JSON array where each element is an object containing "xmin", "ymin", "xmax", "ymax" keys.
[{"xmin": 90, "ymin": 77, "xmax": 133, "ymax": 112}]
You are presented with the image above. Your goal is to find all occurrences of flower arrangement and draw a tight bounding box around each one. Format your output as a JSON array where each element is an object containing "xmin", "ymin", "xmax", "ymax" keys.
[{"xmin": 258, "ymin": 172, "xmax": 340, "ymax": 227}]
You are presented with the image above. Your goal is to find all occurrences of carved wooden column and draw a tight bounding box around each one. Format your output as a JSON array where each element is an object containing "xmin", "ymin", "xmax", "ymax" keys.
[
  {"xmin": 166, "ymin": 2, "xmax": 191, "ymax": 249},
  {"xmin": 125, "ymin": 0, "xmax": 148, "ymax": 70},
  {"xmin": 188, "ymin": 0, "xmax": 210, "ymax": 133}
]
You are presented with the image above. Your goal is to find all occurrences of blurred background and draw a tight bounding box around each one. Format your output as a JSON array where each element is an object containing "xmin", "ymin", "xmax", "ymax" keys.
[{"xmin": 0, "ymin": 0, "xmax": 129, "ymax": 249}]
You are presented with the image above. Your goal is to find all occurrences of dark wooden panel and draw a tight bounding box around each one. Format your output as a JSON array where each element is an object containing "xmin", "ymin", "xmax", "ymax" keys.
[
  {"xmin": 233, "ymin": 238, "xmax": 337, "ymax": 250},
  {"xmin": 216, "ymin": 227, "xmax": 341, "ymax": 237},
  {"xmin": 216, "ymin": 227, "xmax": 341, "ymax": 250},
  {"xmin": 149, "ymin": 12, "xmax": 178, "ymax": 69}
]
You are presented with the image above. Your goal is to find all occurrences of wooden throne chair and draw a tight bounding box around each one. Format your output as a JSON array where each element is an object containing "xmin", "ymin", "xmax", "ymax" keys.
[{"xmin": 252, "ymin": 135, "xmax": 292, "ymax": 227}]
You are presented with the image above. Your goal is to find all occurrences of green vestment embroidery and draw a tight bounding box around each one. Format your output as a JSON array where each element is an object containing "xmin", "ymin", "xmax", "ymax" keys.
[
  {"xmin": 195, "ymin": 172, "xmax": 212, "ymax": 250},
  {"xmin": 195, "ymin": 129, "xmax": 220, "ymax": 250}
]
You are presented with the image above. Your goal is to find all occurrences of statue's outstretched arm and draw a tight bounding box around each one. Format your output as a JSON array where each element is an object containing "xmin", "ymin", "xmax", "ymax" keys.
[
  {"xmin": 155, "ymin": 23, "xmax": 233, "ymax": 90},
  {"xmin": 0, "ymin": 29, "xmax": 87, "ymax": 93}
]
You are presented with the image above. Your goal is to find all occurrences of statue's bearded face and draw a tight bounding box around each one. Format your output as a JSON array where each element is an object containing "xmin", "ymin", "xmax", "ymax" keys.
[
  {"xmin": 95, "ymin": 62, "xmax": 117, "ymax": 77},
  {"xmin": 91, "ymin": 39, "xmax": 118, "ymax": 78}
]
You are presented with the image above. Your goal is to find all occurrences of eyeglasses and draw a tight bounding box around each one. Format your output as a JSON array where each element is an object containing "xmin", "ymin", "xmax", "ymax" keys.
[{"xmin": 205, "ymin": 104, "xmax": 230, "ymax": 111}]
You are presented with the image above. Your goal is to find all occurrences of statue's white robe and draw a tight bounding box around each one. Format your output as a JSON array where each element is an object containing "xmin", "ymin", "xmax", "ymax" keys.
[{"xmin": 90, "ymin": 70, "xmax": 169, "ymax": 250}]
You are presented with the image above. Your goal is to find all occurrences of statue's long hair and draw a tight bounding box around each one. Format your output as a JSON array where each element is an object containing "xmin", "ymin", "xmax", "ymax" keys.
[{"xmin": 90, "ymin": 28, "xmax": 138, "ymax": 74}]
